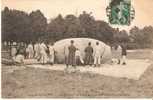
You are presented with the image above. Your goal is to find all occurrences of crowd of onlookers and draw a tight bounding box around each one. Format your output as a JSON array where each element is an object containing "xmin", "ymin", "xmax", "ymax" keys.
[{"xmin": 6, "ymin": 40, "xmax": 127, "ymax": 67}]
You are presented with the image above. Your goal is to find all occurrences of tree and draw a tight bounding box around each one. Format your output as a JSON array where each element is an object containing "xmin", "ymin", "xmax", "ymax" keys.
[
  {"xmin": 93, "ymin": 20, "xmax": 114, "ymax": 43},
  {"xmin": 2, "ymin": 7, "xmax": 133, "ymax": 46},
  {"xmin": 130, "ymin": 26, "xmax": 153, "ymax": 48},
  {"xmin": 79, "ymin": 11, "xmax": 95, "ymax": 37},
  {"xmin": 2, "ymin": 7, "xmax": 10, "ymax": 41},
  {"xmin": 141, "ymin": 26, "xmax": 153, "ymax": 47},
  {"xmin": 47, "ymin": 14, "xmax": 66, "ymax": 41},
  {"xmin": 64, "ymin": 14, "xmax": 82, "ymax": 38},
  {"xmin": 29, "ymin": 10, "xmax": 47, "ymax": 41},
  {"xmin": 2, "ymin": 7, "xmax": 31, "ymax": 42}
]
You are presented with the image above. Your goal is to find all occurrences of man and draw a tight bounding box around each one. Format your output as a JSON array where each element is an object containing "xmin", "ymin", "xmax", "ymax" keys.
[
  {"xmin": 11, "ymin": 45, "xmax": 17, "ymax": 60},
  {"xmin": 36, "ymin": 41, "xmax": 41, "ymax": 61},
  {"xmin": 67, "ymin": 40, "xmax": 76, "ymax": 68},
  {"xmin": 121, "ymin": 42, "xmax": 127, "ymax": 65},
  {"xmin": 116, "ymin": 44, "xmax": 122, "ymax": 64},
  {"xmin": 48, "ymin": 42, "xmax": 55, "ymax": 65},
  {"xmin": 40, "ymin": 41, "xmax": 48, "ymax": 64},
  {"xmin": 75, "ymin": 48, "xmax": 84, "ymax": 65},
  {"xmin": 112, "ymin": 44, "xmax": 122, "ymax": 64},
  {"xmin": 34, "ymin": 41, "xmax": 39, "ymax": 59},
  {"xmin": 25, "ymin": 44, "xmax": 29, "ymax": 59},
  {"xmin": 84, "ymin": 42, "xmax": 93, "ymax": 66},
  {"xmin": 93, "ymin": 42, "xmax": 102, "ymax": 67},
  {"xmin": 27, "ymin": 42, "xmax": 34, "ymax": 59}
]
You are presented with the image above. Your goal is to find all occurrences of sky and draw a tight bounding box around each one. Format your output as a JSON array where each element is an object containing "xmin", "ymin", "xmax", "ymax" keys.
[{"xmin": 1, "ymin": 0, "xmax": 153, "ymax": 31}]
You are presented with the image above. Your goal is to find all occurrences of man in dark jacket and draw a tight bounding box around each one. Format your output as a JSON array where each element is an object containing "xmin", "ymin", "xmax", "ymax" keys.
[
  {"xmin": 67, "ymin": 40, "xmax": 76, "ymax": 68},
  {"xmin": 84, "ymin": 42, "xmax": 93, "ymax": 66}
]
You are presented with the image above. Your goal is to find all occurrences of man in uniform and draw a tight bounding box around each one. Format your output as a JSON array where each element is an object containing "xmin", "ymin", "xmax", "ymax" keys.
[
  {"xmin": 93, "ymin": 42, "xmax": 102, "ymax": 67},
  {"xmin": 11, "ymin": 45, "xmax": 17, "ymax": 60},
  {"xmin": 67, "ymin": 40, "xmax": 76, "ymax": 68},
  {"xmin": 75, "ymin": 48, "xmax": 84, "ymax": 65},
  {"xmin": 34, "ymin": 41, "xmax": 39, "ymax": 59},
  {"xmin": 121, "ymin": 42, "xmax": 127, "ymax": 65},
  {"xmin": 48, "ymin": 42, "xmax": 55, "ymax": 65},
  {"xmin": 84, "ymin": 42, "xmax": 93, "ymax": 66},
  {"xmin": 27, "ymin": 42, "xmax": 34, "ymax": 59},
  {"xmin": 39, "ymin": 41, "xmax": 48, "ymax": 64}
]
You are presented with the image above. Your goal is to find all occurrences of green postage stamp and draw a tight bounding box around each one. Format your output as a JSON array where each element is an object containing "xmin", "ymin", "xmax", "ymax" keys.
[{"xmin": 106, "ymin": 0, "xmax": 135, "ymax": 25}]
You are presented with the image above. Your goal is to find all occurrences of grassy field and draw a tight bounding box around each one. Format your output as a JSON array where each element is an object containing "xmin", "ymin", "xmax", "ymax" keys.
[{"xmin": 2, "ymin": 49, "xmax": 153, "ymax": 98}]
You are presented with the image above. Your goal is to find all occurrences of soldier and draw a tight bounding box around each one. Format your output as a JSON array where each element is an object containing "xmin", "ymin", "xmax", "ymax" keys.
[
  {"xmin": 121, "ymin": 42, "xmax": 127, "ymax": 65},
  {"xmin": 113, "ymin": 44, "xmax": 122, "ymax": 64},
  {"xmin": 34, "ymin": 41, "xmax": 39, "ymax": 59},
  {"xmin": 48, "ymin": 42, "xmax": 55, "ymax": 65},
  {"xmin": 93, "ymin": 42, "xmax": 101, "ymax": 67},
  {"xmin": 39, "ymin": 41, "xmax": 48, "ymax": 64},
  {"xmin": 67, "ymin": 40, "xmax": 76, "ymax": 68},
  {"xmin": 75, "ymin": 48, "xmax": 84, "ymax": 66},
  {"xmin": 84, "ymin": 42, "xmax": 93, "ymax": 66},
  {"xmin": 11, "ymin": 45, "xmax": 17, "ymax": 60},
  {"xmin": 27, "ymin": 42, "xmax": 34, "ymax": 59},
  {"xmin": 116, "ymin": 44, "xmax": 122, "ymax": 64}
]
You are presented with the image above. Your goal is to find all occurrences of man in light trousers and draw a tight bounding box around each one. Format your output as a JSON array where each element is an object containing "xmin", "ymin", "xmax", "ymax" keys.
[
  {"xmin": 40, "ymin": 41, "xmax": 48, "ymax": 64},
  {"xmin": 48, "ymin": 42, "xmax": 55, "ymax": 65},
  {"xmin": 93, "ymin": 42, "xmax": 101, "ymax": 67}
]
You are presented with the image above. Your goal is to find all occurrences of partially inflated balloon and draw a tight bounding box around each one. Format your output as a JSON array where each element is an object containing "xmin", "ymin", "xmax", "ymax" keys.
[{"xmin": 54, "ymin": 38, "xmax": 112, "ymax": 64}]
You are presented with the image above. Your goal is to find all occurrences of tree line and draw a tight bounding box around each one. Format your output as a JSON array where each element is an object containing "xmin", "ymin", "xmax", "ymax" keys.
[{"xmin": 2, "ymin": 7, "xmax": 153, "ymax": 49}]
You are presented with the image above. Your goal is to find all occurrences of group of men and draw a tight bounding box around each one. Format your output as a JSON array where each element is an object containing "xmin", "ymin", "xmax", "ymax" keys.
[
  {"xmin": 65, "ymin": 40, "xmax": 127, "ymax": 68},
  {"xmin": 111, "ymin": 43, "xmax": 127, "ymax": 65},
  {"xmin": 66, "ymin": 40, "xmax": 104, "ymax": 68},
  {"xmin": 10, "ymin": 40, "xmax": 127, "ymax": 67},
  {"xmin": 11, "ymin": 41, "xmax": 55, "ymax": 65},
  {"xmin": 26, "ymin": 41, "xmax": 55, "ymax": 65}
]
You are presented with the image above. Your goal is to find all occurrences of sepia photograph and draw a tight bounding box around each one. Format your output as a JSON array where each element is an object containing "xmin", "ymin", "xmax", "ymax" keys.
[{"xmin": 1, "ymin": 0, "xmax": 153, "ymax": 98}]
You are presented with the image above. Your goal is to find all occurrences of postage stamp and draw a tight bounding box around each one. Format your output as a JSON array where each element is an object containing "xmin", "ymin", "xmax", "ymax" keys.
[{"xmin": 106, "ymin": 0, "xmax": 135, "ymax": 25}]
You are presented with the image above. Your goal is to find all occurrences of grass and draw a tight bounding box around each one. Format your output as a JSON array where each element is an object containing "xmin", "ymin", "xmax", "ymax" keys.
[{"xmin": 1, "ymin": 49, "xmax": 153, "ymax": 98}]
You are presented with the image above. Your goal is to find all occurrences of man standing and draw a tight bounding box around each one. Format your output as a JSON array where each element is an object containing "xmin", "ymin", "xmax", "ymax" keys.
[
  {"xmin": 113, "ymin": 44, "xmax": 122, "ymax": 64},
  {"xmin": 27, "ymin": 42, "xmax": 34, "ymax": 59},
  {"xmin": 67, "ymin": 40, "xmax": 76, "ymax": 68},
  {"xmin": 40, "ymin": 41, "xmax": 48, "ymax": 64},
  {"xmin": 93, "ymin": 42, "xmax": 102, "ymax": 67},
  {"xmin": 34, "ymin": 41, "xmax": 39, "ymax": 59},
  {"xmin": 75, "ymin": 48, "xmax": 84, "ymax": 65},
  {"xmin": 48, "ymin": 42, "xmax": 55, "ymax": 65},
  {"xmin": 11, "ymin": 45, "xmax": 17, "ymax": 60},
  {"xmin": 121, "ymin": 42, "xmax": 127, "ymax": 65},
  {"xmin": 84, "ymin": 42, "xmax": 93, "ymax": 66}
]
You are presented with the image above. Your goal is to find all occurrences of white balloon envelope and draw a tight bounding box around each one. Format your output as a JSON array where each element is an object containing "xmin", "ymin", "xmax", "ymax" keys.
[{"xmin": 54, "ymin": 38, "xmax": 112, "ymax": 64}]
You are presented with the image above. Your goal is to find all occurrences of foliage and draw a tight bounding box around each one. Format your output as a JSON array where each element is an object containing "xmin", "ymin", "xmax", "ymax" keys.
[
  {"xmin": 2, "ymin": 7, "xmax": 153, "ymax": 48},
  {"xmin": 129, "ymin": 26, "xmax": 153, "ymax": 48}
]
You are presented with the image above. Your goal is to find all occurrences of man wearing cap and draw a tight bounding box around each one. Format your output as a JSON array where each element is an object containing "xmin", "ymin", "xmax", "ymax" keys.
[
  {"xmin": 93, "ymin": 42, "xmax": 102, "ymax": 67},
  {"xmin": 67, "ymin": 40, "xmax": 76, "ymax": 68}
]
